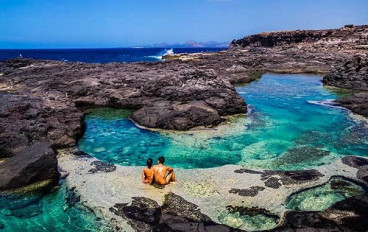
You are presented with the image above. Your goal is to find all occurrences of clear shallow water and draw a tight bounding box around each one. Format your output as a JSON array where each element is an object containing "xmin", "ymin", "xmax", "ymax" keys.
[
  {"xmin": 0, "ymin": 48, "xmax": 224, "ymax": 63},
  {"xmin": 79, "ymin": 74, "xmax": 368, "ymax": 170},
  {"xmin": 286, "ymin": 177, "xmax": 365, "ymax": 211},
  {"xmin": 0, "ymin": 181, "xmax": 109, "ymax": 232}
]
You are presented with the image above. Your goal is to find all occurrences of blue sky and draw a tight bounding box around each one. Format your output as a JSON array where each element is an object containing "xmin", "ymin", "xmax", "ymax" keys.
[{"xmin": 1, "ymin": 0, "xmax": 367, "ymax": 48}]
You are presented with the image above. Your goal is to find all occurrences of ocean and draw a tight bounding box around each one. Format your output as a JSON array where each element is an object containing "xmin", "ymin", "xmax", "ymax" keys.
[{"xmin": 0, "ymin": 47, "xmax": 224, "ymax": 63}]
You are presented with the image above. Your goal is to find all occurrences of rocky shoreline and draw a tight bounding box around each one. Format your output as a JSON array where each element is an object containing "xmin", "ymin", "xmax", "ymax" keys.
[{"xmin": 0, "ymin": 24, "xmax": 368, "ymax": 231}]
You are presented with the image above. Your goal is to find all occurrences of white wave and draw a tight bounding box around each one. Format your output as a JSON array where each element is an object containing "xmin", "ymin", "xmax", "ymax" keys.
[
  {"xmin": 145, "ymin": 48, "xmax": 175, "ymax": 60},
  {"xmin": 307, "ymin": 99, "xmax": 348, "ymax": 110},
  {"xmin": 162, "ymin": 48, "xmax": 174, "ymax": 56}
]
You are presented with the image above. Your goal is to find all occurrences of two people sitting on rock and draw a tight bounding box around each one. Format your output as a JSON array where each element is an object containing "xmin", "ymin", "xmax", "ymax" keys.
[{"xmin": 142, "ymin": 156, "xmax": 176, "ymax": 185}]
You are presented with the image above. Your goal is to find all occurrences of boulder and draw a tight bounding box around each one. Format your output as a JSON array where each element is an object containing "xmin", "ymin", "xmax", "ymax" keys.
[
  {"xmin": 131, "ymin": 101, "xmax": 224, "ymax": 130},
  {"xmin": 0, "ymin": 140, "xmax": 58, "ymax": 191}
]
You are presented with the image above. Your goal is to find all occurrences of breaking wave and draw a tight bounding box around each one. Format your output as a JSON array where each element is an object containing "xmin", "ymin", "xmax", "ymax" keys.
[
  {"xmin": 307, "ymin": 99, "xmax": 348, "ymax": 110},
  {"xmin": 145, "ymin": 48, "xmax": 174, "ymax": 60}
]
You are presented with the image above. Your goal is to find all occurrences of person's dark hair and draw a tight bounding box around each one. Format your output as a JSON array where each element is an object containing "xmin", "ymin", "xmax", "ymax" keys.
[
  {"xmin": 158, "ymin": 156, "xmax": 165, "ymax": 164},
  {"xmin": 147, "ymin": 158, "xmax": 153, "ymax": 168}
]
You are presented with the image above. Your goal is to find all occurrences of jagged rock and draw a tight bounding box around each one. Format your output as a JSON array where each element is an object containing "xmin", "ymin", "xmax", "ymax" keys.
[
  {"xmin": 0, "ymin": 140, "xmax": 58, "ymax": 191},
  {"xmin": 110, "ymin": 193, "xmax": 242, "ymax": 232}
]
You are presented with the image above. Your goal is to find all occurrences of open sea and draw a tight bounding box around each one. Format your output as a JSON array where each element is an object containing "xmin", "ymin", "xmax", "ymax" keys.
[{"xmin": 0, "ymin": 48, "xmax": 224, "ymax": 63}]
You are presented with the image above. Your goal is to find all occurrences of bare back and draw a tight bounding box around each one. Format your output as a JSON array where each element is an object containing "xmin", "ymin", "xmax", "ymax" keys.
[
  {"xmin": 142, "ymin": 167, "xmax": 153, "ymax": 184},
  {"xmin": 153, "ymin": 165, "xmax": 172, "ymax": 185}
]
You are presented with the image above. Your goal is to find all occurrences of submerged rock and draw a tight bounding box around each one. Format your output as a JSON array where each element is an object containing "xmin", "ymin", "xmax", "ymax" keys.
[{"xmin": 0, "ymin": 140, "xmax": 58, "ymax": 191}]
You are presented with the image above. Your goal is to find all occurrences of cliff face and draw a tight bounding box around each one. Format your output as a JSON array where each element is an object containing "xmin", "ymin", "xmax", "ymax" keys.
[
  {"xmin": 230, "ymin": 25, "xmax": 368, "ymax": 50},
  {"xmin": 323, "ymin": 56, "xmax": 368, "ymax": 117},
  {"xmin": 323, "ymin": 56, "xmax": 368, "ymax": 91}
]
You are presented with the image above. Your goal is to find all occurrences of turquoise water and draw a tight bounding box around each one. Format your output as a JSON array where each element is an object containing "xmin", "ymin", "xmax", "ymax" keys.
[
  {"xmin": 286, "ymin": 177, "xmax": 365, "ymax": 211},
  {"xmin": 79, "ymin": 74, "xmax": 368, "ymax": 169},
  {"xmin": 0, "ymin": 182, "xmax": 109, "ymax": 232}
]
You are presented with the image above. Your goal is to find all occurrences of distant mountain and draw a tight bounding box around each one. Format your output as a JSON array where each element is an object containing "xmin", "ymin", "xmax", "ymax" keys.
[{"xmin": 141, "ymin": 41, "xmax": 230, "ymax": 48}]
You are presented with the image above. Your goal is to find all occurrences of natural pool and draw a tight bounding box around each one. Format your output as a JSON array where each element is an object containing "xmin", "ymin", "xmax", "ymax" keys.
[
  {"xmin": 2, "ymin": 74, "xmax": 368, "ymax": 231},
  {"xmin": 78, "ymin": 74, "xmax": 368, "ymax": 170}
]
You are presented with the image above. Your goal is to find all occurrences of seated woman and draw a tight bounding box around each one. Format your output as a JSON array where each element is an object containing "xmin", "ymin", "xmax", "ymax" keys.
[{"xmin": 142, "ymin": 158, "xmax": 154, "ymax": 184}]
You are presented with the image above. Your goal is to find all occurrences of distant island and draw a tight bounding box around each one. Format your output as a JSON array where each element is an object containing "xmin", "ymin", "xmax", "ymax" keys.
[{"xmin": 139, "ymin": 40, "xmax": 229, "ymax": 48}]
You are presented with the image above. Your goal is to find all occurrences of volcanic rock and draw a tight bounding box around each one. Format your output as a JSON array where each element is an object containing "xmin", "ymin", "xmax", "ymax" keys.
[{"xmin": 0, "ymin": 140, "xmax": 58, "ymax": 191}]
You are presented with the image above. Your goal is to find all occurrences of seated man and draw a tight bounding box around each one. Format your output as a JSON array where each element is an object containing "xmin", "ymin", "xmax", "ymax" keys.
[
  {"xmin": 153, "ymin": 156, "xmax": 176, "ymax": 185},
  {"xmin": 142, "ymin": 158, "xmax": 154, "ymax": 184}
]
